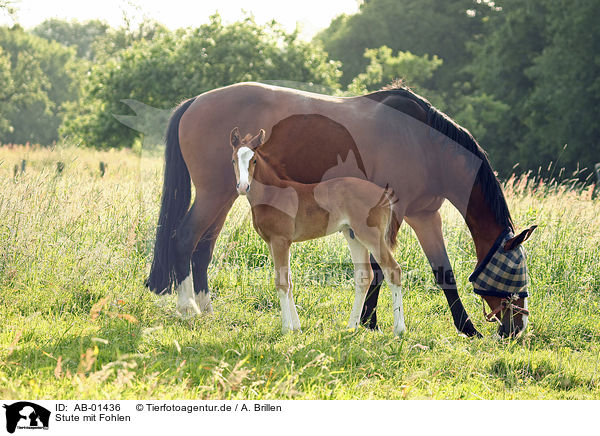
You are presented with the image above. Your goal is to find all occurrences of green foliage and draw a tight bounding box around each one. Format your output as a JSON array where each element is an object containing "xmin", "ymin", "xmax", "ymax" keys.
[
  {"xmin": 32, "ymin": 19, "xmax": 109, "ymax": 60},
  {"xmin": 62, "ymin": 15, "xmax": 341, "ymax": 148},
  {"xmin": 316, "ymin": 0, "xmax": 494, "ymax": 89},
  {"xmin": 468, "ymin": 0, "xmax": 600, "ymax": 176},
  {"xmin": 347, "ymin": 46, "xmax": 442, "ymax": 95},
  {"xmin": 0, "ymin": 26, "xmax": 81, "ymax": 144},
  {"xmin": 523, "ymin": 0, "xmax": 600, "ymax": 175},
  {"xmin": 90, "ymin": 19, "xmax": 168, "ymax": 61},
  {"xmin": 0, "ymin": 47, "xmax": 13, "ymax": 134}
]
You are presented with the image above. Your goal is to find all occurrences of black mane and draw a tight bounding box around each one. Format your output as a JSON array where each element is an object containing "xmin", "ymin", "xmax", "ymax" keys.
[{"xmin": 365, "ymin": 86, "xmax": 514, "ymax": 231}]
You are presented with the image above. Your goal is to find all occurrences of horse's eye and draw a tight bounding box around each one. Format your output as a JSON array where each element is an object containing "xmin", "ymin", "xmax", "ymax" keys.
[
  {"xmin": 232, "ymin": 159, "xmax": 235, "ymax": 164},
  {"xmin": 253, "ymin": 159, "xmax": 256, "ymax": 164}
]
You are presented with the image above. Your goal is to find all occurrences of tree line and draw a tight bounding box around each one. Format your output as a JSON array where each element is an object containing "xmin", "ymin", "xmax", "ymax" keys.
[{"xmin": 0, "ymin": 0, "xmax": 598, "ymax": 179}]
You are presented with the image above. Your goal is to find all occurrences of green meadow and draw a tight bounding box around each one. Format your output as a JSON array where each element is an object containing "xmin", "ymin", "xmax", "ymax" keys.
[{"xmin": 1, "ymin": 145, "xmax": 599, "ymax": 399}]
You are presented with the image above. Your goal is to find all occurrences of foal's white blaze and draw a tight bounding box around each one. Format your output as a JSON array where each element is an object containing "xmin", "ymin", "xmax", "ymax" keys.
[
  {"xmin": 176, "ymin": 275, "xmax": 201, "ymax": 315},
  {"xmin": 237, "ymin": 146, "xmax": 255, "ymax": 193}
]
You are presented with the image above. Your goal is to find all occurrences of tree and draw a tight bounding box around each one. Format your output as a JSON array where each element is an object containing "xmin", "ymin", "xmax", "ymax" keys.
[
  {"xmin": 0, "ymin": 46, "xmax": 14, "ymax": 136},
  {"xmin": 32, "ymin": 19, "xmax": 109, "ymax": 60},
  {"xmin": 315, "ymin": 0, "xmax": 495, "ymax": 90},
  {"xmin": 61, "ymin": 15, "xmax": 342, "ymax": 148},
  {"xmin": 523, "ymin": 0, "xmax": 600, "ymax": 176},
  {"xmin": 469, "ymin": 0, "xmax": 600, "ymax": 177},
  {"xmin": 0, "ymin": 26, "xmax": 81, "ymax": 144},
  {"xmin": 347, "ymin": 45, "xmax": 442, "ymax": 97}
]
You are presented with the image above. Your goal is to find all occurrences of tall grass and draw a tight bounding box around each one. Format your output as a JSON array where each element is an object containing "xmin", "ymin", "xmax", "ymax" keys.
[{"xmin": 1, "ymin": 145, "xmax": 599, "ymax": 399}]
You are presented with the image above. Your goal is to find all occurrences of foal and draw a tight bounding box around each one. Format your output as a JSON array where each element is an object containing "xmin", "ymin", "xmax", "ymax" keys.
[{"xmin": 229, "ymin": 127, "xmax": 406, "ymax": 335}]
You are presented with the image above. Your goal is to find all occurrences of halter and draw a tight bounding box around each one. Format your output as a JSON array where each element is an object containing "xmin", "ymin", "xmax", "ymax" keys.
[{"xmin": 482, "ymin": 294, "xmax": 529, "ymax": 324}]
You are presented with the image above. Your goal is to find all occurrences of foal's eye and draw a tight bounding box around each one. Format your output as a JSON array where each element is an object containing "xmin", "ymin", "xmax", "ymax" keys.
[
  {"xmin": 253, "ymin": 159, "xmax": 257, "ymax": 164},
  {"xmin": 232, "ymin": 159, "xmax": 235, "ymax": 164}
]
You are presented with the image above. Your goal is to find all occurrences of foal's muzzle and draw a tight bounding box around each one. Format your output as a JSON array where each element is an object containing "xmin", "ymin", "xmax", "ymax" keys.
[{"xmin": 237, "ymin": 183, "xmax": 250, "ymax": 195}]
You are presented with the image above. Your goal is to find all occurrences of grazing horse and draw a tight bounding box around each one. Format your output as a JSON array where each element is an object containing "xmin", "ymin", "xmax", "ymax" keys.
[
  {"xmin": 229, "ymin": 127, "xmax": 404, "ymax": 334},
  {"xmin": 146, "ymin": 82, "xmax": 535, "ymax": 337}
]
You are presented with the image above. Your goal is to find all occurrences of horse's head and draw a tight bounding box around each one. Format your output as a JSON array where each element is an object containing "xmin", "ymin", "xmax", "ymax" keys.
[
  {"xmin": 229, "ymin": 127, "xmax": 265, "ymax": 195},
  {"xmin": 472, "ymin": 226, "xmax": 537, "ymax": 337},
  {"xmin": 481, "ymin": 294, "xmax": 529, "ymax": 337}
]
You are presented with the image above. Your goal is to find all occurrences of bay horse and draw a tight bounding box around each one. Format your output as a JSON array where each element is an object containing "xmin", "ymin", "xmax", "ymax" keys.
[
  {"xmin": 229, "ymin": 127, "xmax": 404, "ymax": 334},
  {"xmin": 146, "ymin": 82, "xmax": 535, "ymax": 337}
]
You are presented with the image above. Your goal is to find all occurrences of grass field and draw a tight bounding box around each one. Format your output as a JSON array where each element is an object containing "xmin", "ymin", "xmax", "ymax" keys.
[{"xmin": 1, "ymin": 144, "xmax": 599, "ymax": 399}]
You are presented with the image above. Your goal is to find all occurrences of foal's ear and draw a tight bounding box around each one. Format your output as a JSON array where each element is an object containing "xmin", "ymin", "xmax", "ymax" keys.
[
  {"xmin": 249, "ymin": 129, "xmax": 266, "ymax": 149},
  {"xmin": 504, "ymin": 225, "xmax": 537, "ymax": 251},
  {"xmin": 230, "ymin": 127, "xmax": 241, "ymax": 148}
]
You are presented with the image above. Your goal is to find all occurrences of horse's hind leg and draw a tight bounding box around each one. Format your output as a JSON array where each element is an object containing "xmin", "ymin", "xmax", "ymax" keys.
[
  {"xmin": 174, "ymin": 195, "xmax": 232, "ymax": 316},
  {"xmin": 343, "ymin": 229, "xmax": 373, "ymax": 329},
  {"xmin": 191, "ymin": 198, "xmax": 235, "ymax": 313}
]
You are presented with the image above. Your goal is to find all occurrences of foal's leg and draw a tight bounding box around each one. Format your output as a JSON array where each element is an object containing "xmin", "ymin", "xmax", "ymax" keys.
[
  {"xmin": 343, "ymin": 229, "xmax": 373, "ymax": 329},
  {"xmin": 359, "ymin": 230, "xmax": 405, "ymax": 336},
  {"xmin": 376, "ymin": 247, "xmax": 406, "ymax": 336},
  {"xmin": 269, "ymin": 238, "xmax": 296, "ymax": 333}
]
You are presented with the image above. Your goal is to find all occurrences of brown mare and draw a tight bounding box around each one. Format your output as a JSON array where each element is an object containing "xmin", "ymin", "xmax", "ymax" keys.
[
  {"xmin": 229, "ymin": 127, "xmax": 404, "ymax": 334},
  {"xmin": 146, "ymin": 82, "xmax": 535, "ymax": 337}
]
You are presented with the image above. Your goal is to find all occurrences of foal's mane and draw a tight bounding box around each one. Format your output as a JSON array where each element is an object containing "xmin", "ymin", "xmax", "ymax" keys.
[{"xmin": 365, "ymin": 84, "xmax": 514, "ymax": 231}]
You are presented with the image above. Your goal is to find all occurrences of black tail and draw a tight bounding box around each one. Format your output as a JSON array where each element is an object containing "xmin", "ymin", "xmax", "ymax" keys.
[{"xmin": 146, "ymin": 97, "xmax": 196, "ymax": 294}]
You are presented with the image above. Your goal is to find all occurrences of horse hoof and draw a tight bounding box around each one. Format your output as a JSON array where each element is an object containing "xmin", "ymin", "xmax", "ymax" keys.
[
  {"xmin": 195, "ymin": 292, "xmax": 214, "ymax": 314},
  {"xmin": 463, "ymin": 328, "xmax": 483, "ymax": 338}
]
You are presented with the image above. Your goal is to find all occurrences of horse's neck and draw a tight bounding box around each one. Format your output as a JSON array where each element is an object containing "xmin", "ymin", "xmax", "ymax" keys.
[
  {"xmin": 254, "ymin": 155, "xmax": 288, "ymax": 187},
  {"xmin": 464, "ymin": 183, "xmax": 506, "ymax": 265},
  {"xmin": 248, "ymin": 156, "xmax": 289, "ymax": 204}
]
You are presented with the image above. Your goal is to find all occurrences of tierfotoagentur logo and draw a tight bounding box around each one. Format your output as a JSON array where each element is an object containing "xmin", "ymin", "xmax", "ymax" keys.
[{"xmin": 2, "ymin": 402, "xmax": 50, "ymax": 434}]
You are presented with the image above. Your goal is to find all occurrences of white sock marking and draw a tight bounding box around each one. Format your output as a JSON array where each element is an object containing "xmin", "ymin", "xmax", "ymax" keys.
[
  {"xmin": 277, "ymin": 289, "xmax": 294, "ymax": 333},
  {"xmin": 176, "ymin": 275, "xmax": 201, "ymax": 316},
  {"xmin": 389, "ymin": 283, "xmax": 406, "ymax": 336},
  {"xmin": 195, "ymin": 291, "xmax": 214, "ymax": 314}
]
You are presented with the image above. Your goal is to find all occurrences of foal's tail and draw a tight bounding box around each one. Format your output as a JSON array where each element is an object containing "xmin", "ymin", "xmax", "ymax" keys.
[
  {"xmin": 146, "ymin": 97, "xmax": 196, "ymax": 294},
  {"xmin": 383, "ymin": 185, "xmax": 400, "ymax": 250}
]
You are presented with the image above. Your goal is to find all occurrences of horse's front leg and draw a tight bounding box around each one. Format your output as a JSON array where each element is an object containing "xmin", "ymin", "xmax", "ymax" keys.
[
  {"xmin": 343, "ymin": 229, "xmax": 373, "ymax": 329},
  {"xmin": 405, "ymin": 211, "xmax": 481, "ymax": 337},
  {"xmin": 269, "ymin": 237, "xmax": 297, "ymax": 333}
]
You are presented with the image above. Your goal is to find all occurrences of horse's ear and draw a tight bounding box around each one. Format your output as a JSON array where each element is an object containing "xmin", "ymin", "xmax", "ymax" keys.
[
  {"xmin": 230, "ymin": 127, "xmax": 240, "ymax": 148},
  {"xmin": 250, "ymin": 129, "xmax": 265, "ymax": 149},
  {"xmin": 504, "ymin": 225, "xmax": 537, "ymax": 250}
]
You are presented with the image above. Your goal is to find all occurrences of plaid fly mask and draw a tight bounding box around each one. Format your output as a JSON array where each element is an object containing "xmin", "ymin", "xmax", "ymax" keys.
[{"xmin": 469, "ymin": 228, "xmax": 530, "ymax": 298}]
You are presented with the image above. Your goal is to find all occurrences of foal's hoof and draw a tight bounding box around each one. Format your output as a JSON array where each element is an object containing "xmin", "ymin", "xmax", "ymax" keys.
[{"xmin": 393, "ymin": 323, "xmax": 406, "ymax": 337}]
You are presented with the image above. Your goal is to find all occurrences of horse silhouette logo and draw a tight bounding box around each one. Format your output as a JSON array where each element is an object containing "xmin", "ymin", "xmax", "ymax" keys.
[{"xmin": 3, "ymin": 402, "xmax": 50, "ymax": 433}]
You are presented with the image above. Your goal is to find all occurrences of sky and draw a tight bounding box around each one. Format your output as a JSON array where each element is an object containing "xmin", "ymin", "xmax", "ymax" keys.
[{"xmin": 1, "ymin": 0, "xmax": 360, "ymax": 39}]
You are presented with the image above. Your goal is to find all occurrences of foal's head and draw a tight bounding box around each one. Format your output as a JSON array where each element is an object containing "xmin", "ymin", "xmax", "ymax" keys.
[{"xmin": 229, "ymin": 127, "xmax": 265, "ymax": 195}]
